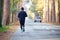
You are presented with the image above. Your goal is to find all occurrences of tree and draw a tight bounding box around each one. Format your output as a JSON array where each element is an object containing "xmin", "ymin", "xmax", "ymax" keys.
[
  {"xmin": 30, "ymin": 0, "xmax": 38, "ymax": 16},
  {"xmin": 10, "ymin": 0, "xmax": 20, "ymax": 23},
  {"xmin": 58, "ymin": 0, "xmax": 60, "ymax": 23},
  {"xmin": 2, "ymin": 0, "xmax": 10, "ymax": 25},
  {"xmin": 0, "ymin": 0, "xmax": 4, "ymax": 27},
  {"xmin": 31, "ymin": 0, "xmax": 43, "ymax": 17},
  {"xmin": 51, "ymin": 0, "xmax": 56, "ymax": 22}
]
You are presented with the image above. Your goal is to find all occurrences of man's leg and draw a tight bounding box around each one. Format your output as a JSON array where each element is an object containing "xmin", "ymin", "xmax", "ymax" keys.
[
  {"xmin": 22, "ymin": 25, "xmax": 25, "ymax": 32},
  {"xmin": 20, "ymin": 20, "xmax": 23, "ymax": 31},
  {"xmin": 22, "ymin": 20, "xmax": 25, "ymax": 32},
  {"xmin": 20, "ymin": 25, "xmax": 23, "ymax": 30}
]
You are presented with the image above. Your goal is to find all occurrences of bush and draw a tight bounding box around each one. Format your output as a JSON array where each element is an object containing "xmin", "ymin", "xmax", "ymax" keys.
[{"xmin": 0, "ymin": 26, "xmax": 9, "ymax": 32}]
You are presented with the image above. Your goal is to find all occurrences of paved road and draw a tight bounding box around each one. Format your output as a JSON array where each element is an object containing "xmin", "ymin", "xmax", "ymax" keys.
[{"xmin": 10, "ymin": 18, "xmax": 60, "ymax": 40}]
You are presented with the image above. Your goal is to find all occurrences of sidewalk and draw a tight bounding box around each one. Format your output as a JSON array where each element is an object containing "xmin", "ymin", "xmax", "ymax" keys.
[{"xmin": 0, "ymin": 22, "xmax": 19, "ymax": 40}]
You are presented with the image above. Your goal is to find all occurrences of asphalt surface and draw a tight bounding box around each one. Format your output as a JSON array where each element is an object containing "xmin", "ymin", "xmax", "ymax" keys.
[{"xmin": 10, "ymin": 18, "xmax": 60, "ymax": 40}]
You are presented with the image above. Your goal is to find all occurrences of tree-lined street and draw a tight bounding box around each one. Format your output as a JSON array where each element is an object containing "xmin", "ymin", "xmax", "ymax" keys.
[{"xmin": 0, "ymin": 0, "xmax": 60, "ymax": 40}]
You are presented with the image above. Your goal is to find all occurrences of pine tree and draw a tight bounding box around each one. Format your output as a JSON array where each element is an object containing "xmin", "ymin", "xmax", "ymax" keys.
[{"xmin": 0, "ymin": 0, "xmax": 4, "ymax": 27}]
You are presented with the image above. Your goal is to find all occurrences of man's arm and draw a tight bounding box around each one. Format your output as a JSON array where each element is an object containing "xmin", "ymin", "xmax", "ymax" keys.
[
  {"xmin": 25, "ymin": 12, "xmax": 27, "ymax": 17},
  {"xmin": 18, "ymin": 13, "xmax": 19, "ymax": 18},
  {"xmin": 18, "ymin": 12, "xmax": 21, "ymax": 18}
]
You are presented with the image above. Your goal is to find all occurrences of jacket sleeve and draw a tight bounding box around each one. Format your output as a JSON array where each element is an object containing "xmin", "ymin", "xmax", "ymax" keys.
[{"xmin": 25, "ymin": 12, "xmax": 27, "ymax": 17}]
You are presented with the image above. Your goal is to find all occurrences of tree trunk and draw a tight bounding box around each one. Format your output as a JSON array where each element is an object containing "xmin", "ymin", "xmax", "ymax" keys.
[
  {"xmin": 0, "ymin": 0, "xmax": 4, "ymax": 27},
  {"xmin": 51, "ymin": 0, "xmax": 56, "ymax": 23},
  {"xmin": 2, "ymin": 0, "xmax": 10, "ymax": 25},
  {"xmin": 58, "ymin": 0, "xmax": 60, "ymax": 23}
]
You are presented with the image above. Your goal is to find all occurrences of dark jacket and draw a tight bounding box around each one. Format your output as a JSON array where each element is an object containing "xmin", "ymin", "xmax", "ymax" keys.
[{"xmin": 18, "ymin": 11, "xmax": 27, "ymax": 21}]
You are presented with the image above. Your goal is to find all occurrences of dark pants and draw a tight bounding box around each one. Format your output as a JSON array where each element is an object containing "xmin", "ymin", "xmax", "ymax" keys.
[{"xmin": 19, "ymin": 20, "xmax": 25, "ymax": 31}]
